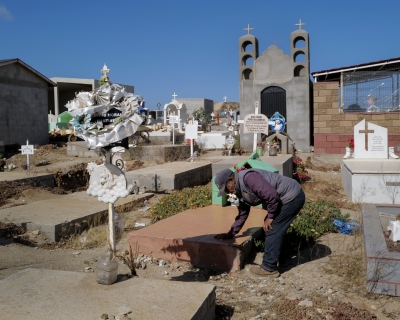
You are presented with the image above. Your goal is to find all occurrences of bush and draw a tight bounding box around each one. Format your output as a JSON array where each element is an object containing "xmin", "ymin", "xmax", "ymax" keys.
[
  {"xmin": 151, "ymin": 186, "xmax": 212, "ymax": 221},
  {"xmin": 286, "ymin": 199, "xmax": 350, "ymax": 241}
]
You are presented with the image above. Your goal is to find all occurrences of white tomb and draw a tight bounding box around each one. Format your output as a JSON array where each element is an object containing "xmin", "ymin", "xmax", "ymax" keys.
[
  {"xmin": 200, "ymin": 131, "xmax": 231, "ymax": 149},
  {"xmin": 342, "ymin": 120, "xmax": 400, "ymax": 204}
]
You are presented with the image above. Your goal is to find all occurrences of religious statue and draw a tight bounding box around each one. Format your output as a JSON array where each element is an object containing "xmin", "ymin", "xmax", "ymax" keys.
[{"xmin": 268, "ymin": 112, "xmax": 286, "ymax": 133}]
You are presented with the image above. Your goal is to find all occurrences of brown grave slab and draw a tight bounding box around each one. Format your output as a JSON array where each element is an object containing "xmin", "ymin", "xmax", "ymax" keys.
[{"xmin": 128, "ymin": 205, "xmax": 264, "ymax": 271}]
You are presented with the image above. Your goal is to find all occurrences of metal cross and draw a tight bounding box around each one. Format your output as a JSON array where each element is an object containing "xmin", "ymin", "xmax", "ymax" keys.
[
  {"xmin": 295, "ymin": 19, "xmax": 306, "ymax": 29},
  {"xmin": 359, "ymin": 122, "xmax": 374, "ymax": 151},
  {"xmin": 223, "ymin": 96, "xmax": 227, "ymax": 102},
  {"xmin": 172, "ymin": 92, "xmax": 178, "ymax": 100},
  {"xmin": 243, "ymin": 23, "xmax": 254, "ymax": 34}
]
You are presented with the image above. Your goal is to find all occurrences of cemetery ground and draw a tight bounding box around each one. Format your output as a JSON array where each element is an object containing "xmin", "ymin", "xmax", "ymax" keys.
[{"xmin": 1, "ymin": 146, "xmax": 400, "ymax": 319}]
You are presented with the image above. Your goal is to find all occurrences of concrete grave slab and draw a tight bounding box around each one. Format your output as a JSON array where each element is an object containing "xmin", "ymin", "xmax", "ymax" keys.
[
  {"xmin": 0, "ymin": 171, "xmax": 54, "ymax": 187},
  {"xmin": 0, "ymin": 268, "xmax": 216, "ymax": 320},
  {"xmin": 67, "ymin": 141, "xmax": 97, "ymax": 157},
  {"xmin": 128, "ymin": 144, "xmax": 196, "ymax": 162},
  {"xmin": 0, "ymin": 191, "xmax": 152, "ymax": 242},
  {"xmin": 362, "ymin": 204, "xmax": 400, "ymax": 296},
  {"xmin": 125, "ymin": 161, "xmax": 212, "ymax": 193},
  {"xmin": 128, "ymin": 205, "xmax": 264, "ymax": 272}
]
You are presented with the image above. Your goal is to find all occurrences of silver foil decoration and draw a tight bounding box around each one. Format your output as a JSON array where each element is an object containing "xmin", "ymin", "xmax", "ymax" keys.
[{"xmin": 65, "ymin": 68, "xmax": 145, "ymax": 150}]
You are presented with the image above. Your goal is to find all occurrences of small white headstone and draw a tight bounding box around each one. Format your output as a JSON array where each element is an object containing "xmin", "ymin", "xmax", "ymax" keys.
[{"xmin": 354, "ymin": 119, "xmax": 388, "ymax": 159}]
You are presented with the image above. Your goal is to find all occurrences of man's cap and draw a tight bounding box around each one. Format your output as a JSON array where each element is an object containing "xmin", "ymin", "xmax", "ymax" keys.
[{"xmin": 215, "ymin": 169, "xmax": 233, "ymax": 197}]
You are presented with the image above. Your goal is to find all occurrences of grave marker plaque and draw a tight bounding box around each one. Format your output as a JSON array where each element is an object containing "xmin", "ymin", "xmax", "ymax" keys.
[{"xmin": 243, "ymin": 114, "xmax": 269, "ymax": 134}]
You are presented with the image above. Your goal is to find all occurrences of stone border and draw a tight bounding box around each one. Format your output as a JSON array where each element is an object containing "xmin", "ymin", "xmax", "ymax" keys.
[{"xmin": 362, "ymin": 203, "xmax": 400, "ymax": 296}]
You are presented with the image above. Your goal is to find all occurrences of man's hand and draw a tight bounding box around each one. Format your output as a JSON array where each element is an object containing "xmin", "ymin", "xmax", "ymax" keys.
[
  {"xmin": 263, "ymin": 218, "xmax": 274, "ymax": 233},
  {"xmin": 214, "ymin": 233, "xmax": 233, "ymax": 240}
]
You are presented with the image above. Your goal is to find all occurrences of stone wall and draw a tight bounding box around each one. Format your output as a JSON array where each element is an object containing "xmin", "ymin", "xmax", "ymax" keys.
[{"xmin": 313, "ymin": 82, "xmax": 400, "ymax": 154}]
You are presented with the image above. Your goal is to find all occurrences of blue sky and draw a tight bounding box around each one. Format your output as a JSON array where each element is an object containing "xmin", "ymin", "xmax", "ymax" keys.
[{"xmin": 1, "ymin": 0, "xmax": 400, "ymax": 110}]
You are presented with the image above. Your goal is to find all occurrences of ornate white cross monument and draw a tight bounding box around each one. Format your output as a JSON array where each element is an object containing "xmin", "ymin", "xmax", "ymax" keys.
[
  {"xmin": 295, "ymin": 19, "xmax": 306, "ymax": 29},
  {"xmin": 244, "ymin": 23, "xmax": 254, "ymax": 34},
  {"xmin": 172, "ymin": 92, "xmax": 178, "ymax": 101}
]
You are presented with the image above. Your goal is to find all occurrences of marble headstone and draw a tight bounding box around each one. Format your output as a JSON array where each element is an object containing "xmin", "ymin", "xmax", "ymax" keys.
[{"xmin": 354, "ymin": 119, "xmax": 388, "ymax": 159}]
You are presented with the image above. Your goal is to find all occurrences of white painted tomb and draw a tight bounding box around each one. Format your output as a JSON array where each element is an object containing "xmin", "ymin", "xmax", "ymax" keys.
[
  {"xmin": 342, "ymin": 119, "xmax": 400, "ymax": 204},
  {"xmin": 200, "ymin": 131, "xmax": 230, "ymax": 149}
]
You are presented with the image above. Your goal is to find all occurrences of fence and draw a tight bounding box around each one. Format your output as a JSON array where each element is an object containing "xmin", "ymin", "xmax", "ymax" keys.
[{"xmin": 342, "ymin": 68, "xmax": 400, "ymax": 113}]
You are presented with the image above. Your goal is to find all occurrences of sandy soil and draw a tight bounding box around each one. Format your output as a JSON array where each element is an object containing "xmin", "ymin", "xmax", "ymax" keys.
[{"xmin": 1, "ymin": 148, "xmax": 400, "ymax": 319}]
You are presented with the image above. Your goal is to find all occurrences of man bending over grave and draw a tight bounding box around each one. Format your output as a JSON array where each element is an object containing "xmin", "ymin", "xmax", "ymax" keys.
[{"xmin": 214, "ymin": 167, "xmax": 305, "ymax": 278}]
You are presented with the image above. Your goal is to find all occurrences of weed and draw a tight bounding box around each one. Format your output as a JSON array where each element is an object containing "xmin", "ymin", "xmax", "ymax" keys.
[
  {"xmin": 116, "ymin": 243, "xmax": 139, "ymax": 277},
  {"xmin": 150, "ymin": 186, "xmax": 211, "ymax": 222},
  {"xmin": 287, "ymin": 199, "xmax": 349, "ymax": 241}
]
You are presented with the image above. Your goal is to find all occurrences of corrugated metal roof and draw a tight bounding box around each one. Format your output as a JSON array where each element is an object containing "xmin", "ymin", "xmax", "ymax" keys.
[
  {"xmin": 312, "ymin": 56, "xmax": 400, "ymax": 75},
  {"xmin": 0, "ymin": 58, "xmax": 56, "ymax": 87}
]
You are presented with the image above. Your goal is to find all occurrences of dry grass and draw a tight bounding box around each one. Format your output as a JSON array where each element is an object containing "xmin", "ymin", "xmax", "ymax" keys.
[
  {"xmin": 323, "ymin": 230, "xmax": 366, "ymax": 295},
  {"xmin": 63, "ymin": 225, "xmax": 108, "ymax": 250}
]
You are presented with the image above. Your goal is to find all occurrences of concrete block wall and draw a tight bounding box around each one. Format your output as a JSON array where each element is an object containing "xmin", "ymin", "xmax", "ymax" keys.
[
  {"xmin": 313, "ymin": 82, "xmax": 400, "ymax": 154},
  {"xmin": 0, "ymin": 63, "xmax": 49, "ymax": 145}
]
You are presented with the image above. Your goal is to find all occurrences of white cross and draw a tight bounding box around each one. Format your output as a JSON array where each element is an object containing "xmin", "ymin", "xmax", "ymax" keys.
[
  {"xmin": 19, "ymin": 139, "xmax": 36, "ymax": 170},
  {"xmin": 101, "ymin": 63, "xmax": 110, "ymax": 77},
  {"xmin": 172, "ymin": 92, "xmax": 178, "ymax": 101},
  {"xmin": 223, "ymin": 96, "xmax": 227, "ymax": 102},
  {"xmin": 295, "ymin": 19, "xmax": 306, "ymax": 30},
  {"xmin": 243, "ymin": 23, "xmax": 254, "ymax": 34},
  {"xmin": 236, "ymin": 102, "xmax": 260, "ymax": 151}
]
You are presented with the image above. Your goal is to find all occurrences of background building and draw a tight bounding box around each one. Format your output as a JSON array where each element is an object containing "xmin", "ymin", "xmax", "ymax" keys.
[{"xmin": 0, "ymin": 59, "xmax": 56, "ymax": 146}]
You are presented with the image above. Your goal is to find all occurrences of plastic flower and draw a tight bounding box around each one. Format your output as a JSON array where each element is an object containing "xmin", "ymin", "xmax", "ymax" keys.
[
  {"xmin": 70, "ymin": 114, "xmax": 91, "ymax": 131},
  {"xmin": 346, "ymin": 137, "xmax": 354, "ymax": 149}
]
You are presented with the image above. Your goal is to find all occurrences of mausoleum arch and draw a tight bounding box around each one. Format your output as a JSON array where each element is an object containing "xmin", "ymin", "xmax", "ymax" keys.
[
  {"xmin": 294, "ymin": 65, "xmax": 306, "ymax": 77},
  {"xmin": 293, "ymin": 36, "xmax": 306, "ymax": 48},
  {"xmin": 163, "ymin": 101, "xmax": 187, "ymax": 131},
  {"xmin": 293, "ymin": 51, "xmax": 306, "ymax": 63},
  {"xmin": 242, "ymin": 54, "xmax": 254, "ymax": 66},
  {"xmin": 241, "ymin": 41, "xmax": 253, "ymax": 52},
  {"xmin": 242, "ymin": 68, "xmax": 253, "ymax": 80}
]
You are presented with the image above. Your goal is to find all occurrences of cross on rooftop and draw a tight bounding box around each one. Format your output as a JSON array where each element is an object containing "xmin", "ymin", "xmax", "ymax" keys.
[
  {"xmin": 244, "ymin": 23, "xmax": 254, "ymax": 34},
  {"xmin": 359, "ymin": 121, "xmax": 375, "ymax": 151},
  {"xmin": 223, "ymin": 96, "xmax": 227, "ymax": 102},
  {"xmin": 295, "ymin": 19, "xmax": 306, "ymax": 30},
  {"xmin": 172, "ymin": 92, "xmax": 178, "ymax": 100}
]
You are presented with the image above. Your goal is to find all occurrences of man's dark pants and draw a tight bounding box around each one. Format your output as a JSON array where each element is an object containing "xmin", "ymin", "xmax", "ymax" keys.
[{"xmin": 262, "ymin": 190, "xmax": 306, "ymax": 271}]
